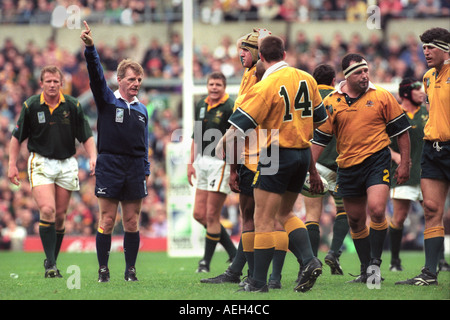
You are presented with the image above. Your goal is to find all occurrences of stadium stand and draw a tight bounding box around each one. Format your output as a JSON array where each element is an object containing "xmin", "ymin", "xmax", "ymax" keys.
[{"xmin": 0, "ymin": 0, "xmax": 449, "ymax": 252}]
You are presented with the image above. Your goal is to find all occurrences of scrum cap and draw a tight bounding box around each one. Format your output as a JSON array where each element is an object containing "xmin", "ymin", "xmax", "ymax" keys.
[{"xmin": 240, "ymin": 29, "xmax": 259, "ymax": 64}]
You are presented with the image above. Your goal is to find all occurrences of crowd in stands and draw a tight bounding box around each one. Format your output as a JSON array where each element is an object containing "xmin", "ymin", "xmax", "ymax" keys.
[
  {"xmin": 0, "ymin": 0, "xmax": 449, "ymax": 25},
  {"xmin": 1, "ymin": 1, "xmax": 448, "ymax": 251}
]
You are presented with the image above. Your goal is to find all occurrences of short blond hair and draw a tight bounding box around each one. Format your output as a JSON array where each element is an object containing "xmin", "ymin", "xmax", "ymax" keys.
[
  {"xmin": 40, "ymin": 65, "xmax": 64, "ymax": 83},
  {"xmin": 117, "ymin": 59, "xmax": 144, "ymax": 79}
]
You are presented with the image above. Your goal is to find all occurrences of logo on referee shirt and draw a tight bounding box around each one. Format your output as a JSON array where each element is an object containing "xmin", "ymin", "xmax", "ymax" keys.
[{"xmin": 115, "ymin": 108, "xmax": 124, "ymax": 123}]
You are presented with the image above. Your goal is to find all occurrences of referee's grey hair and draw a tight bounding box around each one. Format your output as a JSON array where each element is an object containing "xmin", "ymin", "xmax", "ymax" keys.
[{"xmin": 117, "ymin": 59, "xmax": 144, "ymax": 79}]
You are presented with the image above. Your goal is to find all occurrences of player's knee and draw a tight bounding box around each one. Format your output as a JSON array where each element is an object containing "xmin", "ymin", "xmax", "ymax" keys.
[
  {"xmin": 193, "ymin": 210, "xmax": 206, "ymax": 224},
  {"xmin": 39, "ymin": 205, "xmax": 56, "ymax": 221},
  {"xmin": 367, "ymin": 203, "xmax": 385, "ymax": 221},
  {"xmin": 205, "ymin": 212, "xmax": 219, "ymax": 226},
  {"xmin": 241, "ymin": 206, "xmax": 254, "ymax": 223},
  {"xmin": 346, "ymin": 214, "xmax": 364, "ymax": 231},
  {"xmin": 423, "ymin": 199, "xmax": 440, "ymax": 220}
]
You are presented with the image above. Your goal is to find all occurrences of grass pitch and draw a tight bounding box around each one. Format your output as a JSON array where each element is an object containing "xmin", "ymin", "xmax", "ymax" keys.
[{"xmin": 1, "ymin": 250, "xmax": 449, "ymax": 302}]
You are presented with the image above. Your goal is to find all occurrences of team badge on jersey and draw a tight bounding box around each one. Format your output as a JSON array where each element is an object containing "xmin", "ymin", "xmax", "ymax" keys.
[
  {"xmin": 37, "ymin": 111, "xmax": 46, "ymax": 124},
  {"xmin": 199, "ymin": 107, "xmax": 206, "ymax": 119},
  {"xmin": 366, "ymin": 100, "xmax": 374, "ymax": 107}
]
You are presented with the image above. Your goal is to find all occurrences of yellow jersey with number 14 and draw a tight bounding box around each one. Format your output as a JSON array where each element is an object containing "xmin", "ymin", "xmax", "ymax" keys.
[
  {"xmin": 423, "ymin": 60, "xmax": 450, "ymax": 142},
  {"xmin": 230, "ymin": 62, "xmax": 327, "ymax": 150}
]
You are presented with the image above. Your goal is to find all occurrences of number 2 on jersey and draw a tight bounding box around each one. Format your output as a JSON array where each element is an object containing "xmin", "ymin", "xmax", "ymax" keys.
[{"xmin": 279, "ymin": 80, "xmax": 312, "ymax": 121}]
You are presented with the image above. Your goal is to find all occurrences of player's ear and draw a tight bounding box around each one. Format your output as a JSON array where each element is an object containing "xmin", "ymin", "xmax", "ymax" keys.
[{"xmin": 259, "ymin": 52, "xmax": 266, "ymax": 62}]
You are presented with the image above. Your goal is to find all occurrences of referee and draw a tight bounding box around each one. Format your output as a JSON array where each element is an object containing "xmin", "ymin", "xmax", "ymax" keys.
[
  {"xmin": 8, "ymin": 65, "xmax": 96, "ymax": 278},
  {"xmin": 81, "ymin": 21, "xmax": 150, "ymax": 282}
]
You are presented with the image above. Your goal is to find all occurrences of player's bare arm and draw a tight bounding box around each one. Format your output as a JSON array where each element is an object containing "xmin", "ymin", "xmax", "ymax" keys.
[
  {"xmin": 7, "ymin": 136, "xmax": 21, "ymax": 186},
  {"xmin": 394, "ymin": 130, "xmax": 411, "ymax": 185}
]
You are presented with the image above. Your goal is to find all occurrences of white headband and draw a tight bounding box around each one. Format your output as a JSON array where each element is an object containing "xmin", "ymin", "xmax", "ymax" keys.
[
  {"xmin": 422, "ymin": 40, "xmax": 450, "ymax": 53},
  {"xmin": 343, "ymin": 60, "xmax": 368, "ymax": 78}
]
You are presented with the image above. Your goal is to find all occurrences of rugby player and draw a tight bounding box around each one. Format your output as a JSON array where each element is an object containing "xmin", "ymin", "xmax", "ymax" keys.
[
  {"xmin": 8, "ymin": 65, "xmax": 96, "ymax": 278},
  {"xmin": 396, "ymin": 27, "xmax": 450, "ymax": 286},
  {"xmin": 187, "ymin": 71, "xmax": 236, "ymax": 273},
  {"xmin": 388, "ymin": 77, "xmax": 427, "ymax": 272},
  {"xmin": 313, "ymin": 53, "xmax": 411, "ymax": 283},
  {"xmin": 217, "ymin": 35, "xmax": 327, "ymax": 292}
]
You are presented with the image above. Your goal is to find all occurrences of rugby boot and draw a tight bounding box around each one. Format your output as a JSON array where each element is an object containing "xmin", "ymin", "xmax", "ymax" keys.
[
  {"xmin": 44, "ymin": 259, "xmax": 59, "ymax": 278},
  {"xmin": 237, "ymin": 278, "xmax": 269, "ymax": 293},
  {"xmin": 196, "ymin": 259, "xmax": 210, "ymax": 273},
  {"xmin": 395, "ymin": 267, "xmax": 438, "ymax": 286},
  {"xmin": 438, "ymin": 259, "xmax": 450, "ymax": 271},
  {"xmin": 98, "ymin": 266, "xmax": 110, "ymax": 282},
  {"xmin": 125, "ymin": 266, "xmax": 138, "ymax": 281},
  {"xmin": 324, "ymin": 251, "xmax": 344, "ymax": 275},
  {"xmin": 347, "ymin": 265, "xmax": 368, "ymax": 283},
  {"xmin": 200, "ymin": 267, "xmax": 241, "ymax": 284},
  {"xmin": 294, "ymin": 257, "xmax": 322, "ymax": 292},
  {"xmin": 389, "ymin": 258, "xmax": 403, "ymax": 271}
]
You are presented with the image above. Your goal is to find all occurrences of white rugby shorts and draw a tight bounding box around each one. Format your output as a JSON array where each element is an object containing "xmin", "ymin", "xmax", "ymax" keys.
[
  {"xmin": 28, "ymin": 152, "xmax": 80, "ymax": 191},
  {"xmin": 193, "ymin": 154, "xmax": 230, "ymax": 194},
  {"xmin": 390, "ymin": 184, "xmax": 423, "ymax": 202}
]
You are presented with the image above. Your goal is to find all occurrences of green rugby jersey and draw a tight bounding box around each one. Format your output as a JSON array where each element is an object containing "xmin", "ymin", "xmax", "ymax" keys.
[
  {"xmin": 12, "ymin": 92, "xmax": 93, "ymax": 159},
  {"xmin": 316, "ymin": 85, "xmax": 338, "ymax": 172},
  {"xmin": 390, "ymin": 105, "xmax": 428, "ymax": 186},
  {"xmin": 192, "ymin": 93, "xmax": 234, "ymax": 158}
]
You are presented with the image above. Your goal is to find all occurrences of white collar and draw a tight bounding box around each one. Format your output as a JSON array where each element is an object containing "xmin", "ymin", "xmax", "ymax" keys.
[
  {"xmin": 114, "ymin": 90, "xmax": 139, "ymax": 104},
  {"xmin": 261, "ymin": 61, "xmax": 289, "ymax": 80},
  {"xmin": 336, "ymin": 80, "xmax": 376, "ymax": 94}
]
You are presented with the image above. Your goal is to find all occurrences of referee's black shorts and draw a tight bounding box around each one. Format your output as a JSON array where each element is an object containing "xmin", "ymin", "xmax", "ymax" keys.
[{"xmin": 95, "ymin": 153, "xmax": 148, "ymax": 201}]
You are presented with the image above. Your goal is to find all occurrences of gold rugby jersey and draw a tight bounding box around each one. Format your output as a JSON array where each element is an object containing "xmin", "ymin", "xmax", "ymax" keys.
[
  {"xmin": 314, "ymin": 81, "xmax": 410, "ymax": 168},
  {"xmin": 229, "ymin": 62, "xmax": 327, "ymax": 150},
  {"xmin": 238, "ymin": 65, "xmax": 258, "ymax": 98},
  {"xmin": 423, "ymin": 60, "xmax": 450, "ymax": 142},
  {"xmin": 235, "ymin": 65, "xmax": 260, "ymax": 172}
]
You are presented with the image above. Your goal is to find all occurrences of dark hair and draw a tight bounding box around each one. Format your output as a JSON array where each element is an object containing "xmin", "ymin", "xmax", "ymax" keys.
[
  {"xmin": 420, "ymin": 27, "xmax": 450, "ymax": 44},
  {"xmin": 341, "ymin": 53, "xmax": 365, "ymax": 72},
  {"xmin": 313, "ymin": 64, "xmax": 335, "ymax": 86},
  {"xmin": 259, "ymin": 36, "xmax": 285, "ymax": 63},
  {"xmin": 207, "ymin": 71, "xmax": 226, "ymax": 87},
  {"xmin": 399, "ymin": 77, "xmax": 421, "ymax": 101}
]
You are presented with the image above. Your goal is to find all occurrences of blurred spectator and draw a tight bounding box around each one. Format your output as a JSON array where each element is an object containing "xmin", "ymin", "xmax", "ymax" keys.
[
  {"xmin": 346, "ymin": 0, "xmax": 367, "ymax": 22},
  {"xmin": 416, "ymin": 0, "xmax": 441, "ymax": 17},
  {"xmin": 1, "ymin": 212, "xmax": 27, "ymax": 250},
  {"xmin": 0, "ymin": 0, "xmax": 448, "ymax": 24},
  {"xmin": 257, "ymin": 0, "xmax": 280, "ymax": 21},
  {"xmin": 278, "ymin": 0, "xmax": 298, "ymax": 22}
]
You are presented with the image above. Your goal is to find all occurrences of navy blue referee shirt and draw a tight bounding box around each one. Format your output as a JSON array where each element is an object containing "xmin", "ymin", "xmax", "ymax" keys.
[{"xmin": 84, "ymin": 45, "xmax": 150, "ymax": 175}]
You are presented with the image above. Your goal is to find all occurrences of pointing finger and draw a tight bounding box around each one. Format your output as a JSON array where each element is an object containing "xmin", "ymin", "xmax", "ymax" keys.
[{"xmin": 83, "ymin": 20, "xmax": 90, "ymax": 33}]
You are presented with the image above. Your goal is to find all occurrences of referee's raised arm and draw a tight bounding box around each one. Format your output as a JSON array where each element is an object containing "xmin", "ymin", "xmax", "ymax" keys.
[{"xmin": 80, "ymin": 20, "xmax": 93, "ymax": 47}]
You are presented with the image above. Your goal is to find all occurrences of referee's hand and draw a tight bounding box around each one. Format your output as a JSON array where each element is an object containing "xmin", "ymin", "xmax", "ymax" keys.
[{"xmin": 80, "ymin": 21, "xmax": 94, "ymax": 47}]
